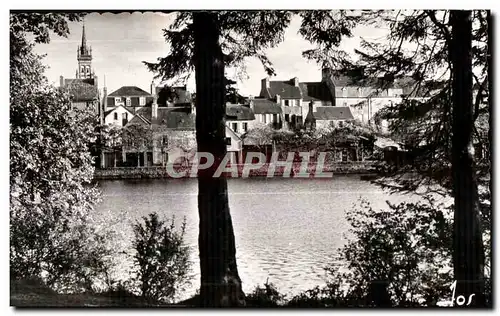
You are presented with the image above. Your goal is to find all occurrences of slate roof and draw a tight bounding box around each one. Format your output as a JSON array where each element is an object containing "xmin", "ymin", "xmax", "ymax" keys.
[
  {"xmin": 134, "ymin": 107, "xmax": 195, "ymax": 130},
  {"xmin": 251, "ymin": 98, "xmax": 282, "ymax": 115},
  {"xmin": 226, "ymin": 104, "xmax": 255, "ymax": 121},
  {"xmin": 103, "ymin": 105, "xmax": 135, "ymax": 118},
  {"xmin": 127, "ymin": 114, "xmax": 150, "ymax": 126},
  {"xmin": 63, "ymin": 78, "xmax": 98, "ymax": 102},
  {"xmin": 331, "ymin": 75, "xmax": 445, "ymax": 98},
  {"xmin": 268, "ymin": 80, "xmax": 302, "ymax": 99},
  {"xmin": 155, "ymin": 86, "xmax": 193, "ymax": 106},
  {"xmin": 108, "ymin": 86, "xmax": 151, "ymax": 97},
  {"xmin": 313, "ymin": 106, "xmax": 354, "ymax": 121},
  {"xmin": 299, "ymin": 82, "xmax": 333, "ymax": 101}
]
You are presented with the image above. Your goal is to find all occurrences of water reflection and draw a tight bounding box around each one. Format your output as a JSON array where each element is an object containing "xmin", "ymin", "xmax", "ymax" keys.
[{"xmin": 97, "ymin": 176, "xmax": 415, "ymax": 299}]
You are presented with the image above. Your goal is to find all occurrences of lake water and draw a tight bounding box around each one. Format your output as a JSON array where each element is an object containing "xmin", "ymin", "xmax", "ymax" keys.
[{"xmin": 96, "ymin": 176, "xmax": 415, "ymax": 300}]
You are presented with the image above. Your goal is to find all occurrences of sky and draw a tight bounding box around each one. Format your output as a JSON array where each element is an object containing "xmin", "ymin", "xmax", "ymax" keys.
[{"xmin": 34, "ymin": 12, "xmax": 389, "ymax": 97}]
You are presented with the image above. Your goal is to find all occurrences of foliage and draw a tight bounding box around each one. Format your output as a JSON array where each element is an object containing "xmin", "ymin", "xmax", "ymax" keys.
[
  {"xmin": 121, "ymin": 123, "xmax": 153, "ymax": 151},
  {"xmin": 302, "ymin": 10, "xmax": 491, "ymax": 304},
  {"xmin": 93, "ymin": 123, "xmax": 123, "ymax": 152},
  {"xmin": 130, "ymin": 212, "xmax": 192, "ymax": 304},
  {"xmin": 144, "ymin": 11, "xmax": 355, "ymax": 82},
  {"xmin": 324, "ymin": 199, "xmax": 454, "ymax": 307},
  {"xmin": 245, "ymin": 280, "xmax": 286, "ymax": 307},
  {"xmin": 10, "ymin": 12, "xmax": 116, "ymax": 293},
  {"xmin": 304, "ymin": 10, "xmax": 490, "ymax": 196}
]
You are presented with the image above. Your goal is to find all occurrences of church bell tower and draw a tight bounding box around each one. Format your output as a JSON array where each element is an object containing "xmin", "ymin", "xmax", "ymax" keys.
[{"xmin": 77, "ymin": 22, "xmax": 93, "ymax": 79}]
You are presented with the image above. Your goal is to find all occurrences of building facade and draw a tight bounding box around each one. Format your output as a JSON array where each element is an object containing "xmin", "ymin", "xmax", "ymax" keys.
[{"xmin": 59, "ymin": 23, "xmax": 101, "ymax": 118}]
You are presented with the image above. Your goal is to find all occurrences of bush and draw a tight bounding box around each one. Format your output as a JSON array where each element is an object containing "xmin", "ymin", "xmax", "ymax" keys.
[
  {"xmin": 245, "ymin": 279, "xmax": 285, "ymax": 307},
  {"xmin": 131, "ymin": 212, "xmax": 192, "ymax": 304},
  {"xmin": 324, "ymin": 198, "xmax": 454, "ymax": 307},
  {"xmin": 10, "ymin": 191, "xmax": 116, "ymax": 294}
]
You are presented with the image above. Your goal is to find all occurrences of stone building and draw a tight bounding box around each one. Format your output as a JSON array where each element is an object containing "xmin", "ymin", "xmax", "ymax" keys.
[{"xmin": 59, "ymin": 23, "xmax": 101, "ymax": 118}]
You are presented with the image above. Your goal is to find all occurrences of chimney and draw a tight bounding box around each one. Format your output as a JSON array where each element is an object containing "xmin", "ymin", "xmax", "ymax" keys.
[
  {"xmin": 322, "ymin": 68, "xmax": 333, "ymax": 82},
  {"xmin": 152, "ymin": 95, "xmax": 158, "ymax": 120},
  {"xmin": 103, "ymin": 88, "xmax": 108, "ymax": 109},
  {"xmin": 150, "ymin": 81, "xmax": 155, "ymax": 95},
  {"xmin": 261, "ymin": 77, "xmax": 270, "ymax": 92},
  {"xmin": 249, "ymin": 99, "xmax": 254, "ymax": 110},
  {"xmin": 103, "ymin": 75, "xmax": 108, "ymax": 109},
  {"xmin": 292, "ymin": 77, "xmax": 299, "ymax": 87},
  {"xmin": 309, "ymin": 101, "xmax": 314, "ymax": 114},
  {"xmin": 191, "ymin": 101, "xmax": 196, "ymax": 115},
  {"xmin": 59, "ymin": 76, "xmax": 64, "ymax": 88},
  {"xmin": 276, "ymin": 94, "xmax": 281, "ymax": 105}
]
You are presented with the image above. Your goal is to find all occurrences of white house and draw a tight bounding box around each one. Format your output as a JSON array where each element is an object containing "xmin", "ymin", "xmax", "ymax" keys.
[
  {"xmin": 225, "ymin": 103, "xmax": 256, "ymax": 136},
  {"xmin": 103, "ymin": 105, "xmax": 135, "ymax": 127},
  {"xmin": 225, "ymin": 125, "xmax": 243, "ymax": 164}
]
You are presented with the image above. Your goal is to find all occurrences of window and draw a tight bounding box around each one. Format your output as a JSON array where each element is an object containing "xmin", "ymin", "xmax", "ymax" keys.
[
  {"xmin": 284, "ymin": 100, "xmax": 289, "ymax": 106},
  {"xmin": 162, "ymin": 136, "xmax": 168, "ymax": 146},
  {"xmin": 115, "ymin": 97, "xmax": 122, "ymax": 105},
  {"xmin": 225, "ymin": 137, "xmax": 232, "ymax": 146},
  {"xmin": 232, "ymin": 122, "xmax": 238, "ymax": 133},
  {"xmin": 139, "ymin": 97, "xmax": 146, "ymax": 106},
  {"xmin": 263, "ymin": 115, "xmax": 267, "ymax": 124},
  {"xmin": 113, "ymin": 112, "xmax": 118, "ymax": 120},
  {"xmin": 273, "ymin": 114, "xmax": 277, "ymax": 122},
  {"xmin": 285, "ymin": 114, "xmax": 290, "ymax": 122},
  {"xmin": 123, "ymin": 113, "xmax": 128, "ymax": 120},
  {"xmin": 126, "ymin": 97, "xmax": 131, "ymax": 107},
  {"xmin": 243, "ymin": 122, "xmax": 248, "ymax": 132}
]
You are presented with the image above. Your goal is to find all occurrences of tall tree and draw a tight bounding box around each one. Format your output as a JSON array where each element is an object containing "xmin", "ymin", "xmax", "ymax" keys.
[
  {"xmin": 10, "ymin": 12, "xmax": 110, "ymax": 289},
  {"xmin": 192, "ymin": 13, "xmax": 244, "ymax": 306},
  {"xmin": 145, "ymin": 11, "xmax": 292, "ymax": 306},
  {"xmin": 449, "ymin": 10, "xmax": 485, "ymax": 306},
  {"xmin": 301, "ymin": 10, "xmax": 490, "ymax": 306},
  {"xmin": 145, "ymin": 10, "xmax": 354, "ymax": 306}
]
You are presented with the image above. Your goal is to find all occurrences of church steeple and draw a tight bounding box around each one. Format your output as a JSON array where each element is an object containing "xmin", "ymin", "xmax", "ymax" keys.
[
  {"xmin": 77, "ymin": 22, "xmax": 93, "ymax": 79},
  {"xmin": 81, "ymin": 22, "xmax": 87, "ymax": 48}
]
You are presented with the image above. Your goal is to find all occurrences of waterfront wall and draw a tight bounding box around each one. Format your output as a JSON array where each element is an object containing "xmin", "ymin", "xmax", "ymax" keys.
[{"xmin": 93, "ymin": 162, "xmax": 378, "ymax": 180}]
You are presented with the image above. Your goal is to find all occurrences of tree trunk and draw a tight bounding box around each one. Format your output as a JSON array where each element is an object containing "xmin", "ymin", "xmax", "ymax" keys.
[
  {"xmin": 193, "ymin": 12, "xmax": 245, "ymax": 307},
  {"xmin": 449, "ymin": 10, "xmax": 485, "ymax": 307}
]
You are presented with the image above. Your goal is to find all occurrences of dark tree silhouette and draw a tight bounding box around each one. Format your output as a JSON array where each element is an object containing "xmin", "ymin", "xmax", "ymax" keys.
[
  {"xmin": 449, "ymin": 10, "xmax": 485, "ymax": 306},
  {"xmin": 192, "ymin": 13, "xmax": 245, "ymax": 306},
  {"xmin": 144, "ymin": 10, "xmax": 354, "ymax": 306},
  {"xmin": 301, "ymin": 10, "xmax": 490, "ymax": 306}
]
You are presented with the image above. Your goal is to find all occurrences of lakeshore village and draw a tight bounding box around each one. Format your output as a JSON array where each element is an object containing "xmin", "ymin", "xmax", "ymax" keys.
[{"xmin": 61, "ymin": 24, "xmax": 481, "ymax": 178}]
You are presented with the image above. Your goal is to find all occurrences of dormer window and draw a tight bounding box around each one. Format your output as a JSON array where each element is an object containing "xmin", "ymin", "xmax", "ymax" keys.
[
  {"xmin": 114, "ymin": 97, "xmax": 122, "ymax": 105},
  {"xmin": 139, "ymin": 97, "xmax": 146, "ymax": 106},
  {"xmin": 126, "ymin": 97, "xmax": 131, "ymax": 107}
]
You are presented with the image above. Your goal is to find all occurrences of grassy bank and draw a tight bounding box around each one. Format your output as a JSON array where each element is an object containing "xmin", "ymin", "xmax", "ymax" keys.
[{"xmin": 10, "ymin": 279, "xmax": 178, "ymax": 308}]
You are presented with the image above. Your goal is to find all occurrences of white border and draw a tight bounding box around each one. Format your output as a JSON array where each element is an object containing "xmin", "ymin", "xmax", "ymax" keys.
[{"xmin": 2, "ymin": 1, "xmax": 499, "ymax": 315}]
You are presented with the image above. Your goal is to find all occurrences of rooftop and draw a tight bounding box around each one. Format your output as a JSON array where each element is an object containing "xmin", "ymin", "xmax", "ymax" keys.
[
  {"xmin": 251, "ymin": 98, "xmax": 282, "ymax": 115},
  {"xmin": 313, "ymin": 106, "xmax": 355, "ymax": 121},
  {"xmin": 63, "ymin": 78, "xmax": 98, "ymax": 102},
  {"xmin": 108, "ymin": 86, "xmax": 151, "ymax": 97},
  {"xmin": 226, "ymin": 104, "xmax": 255, "ymax": 121}
]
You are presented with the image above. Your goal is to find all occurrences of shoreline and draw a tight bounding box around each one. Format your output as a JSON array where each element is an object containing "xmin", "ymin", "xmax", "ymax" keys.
[{"xmin": 93, "ymin": 162, "xmax": 379, "ymax": 180}]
